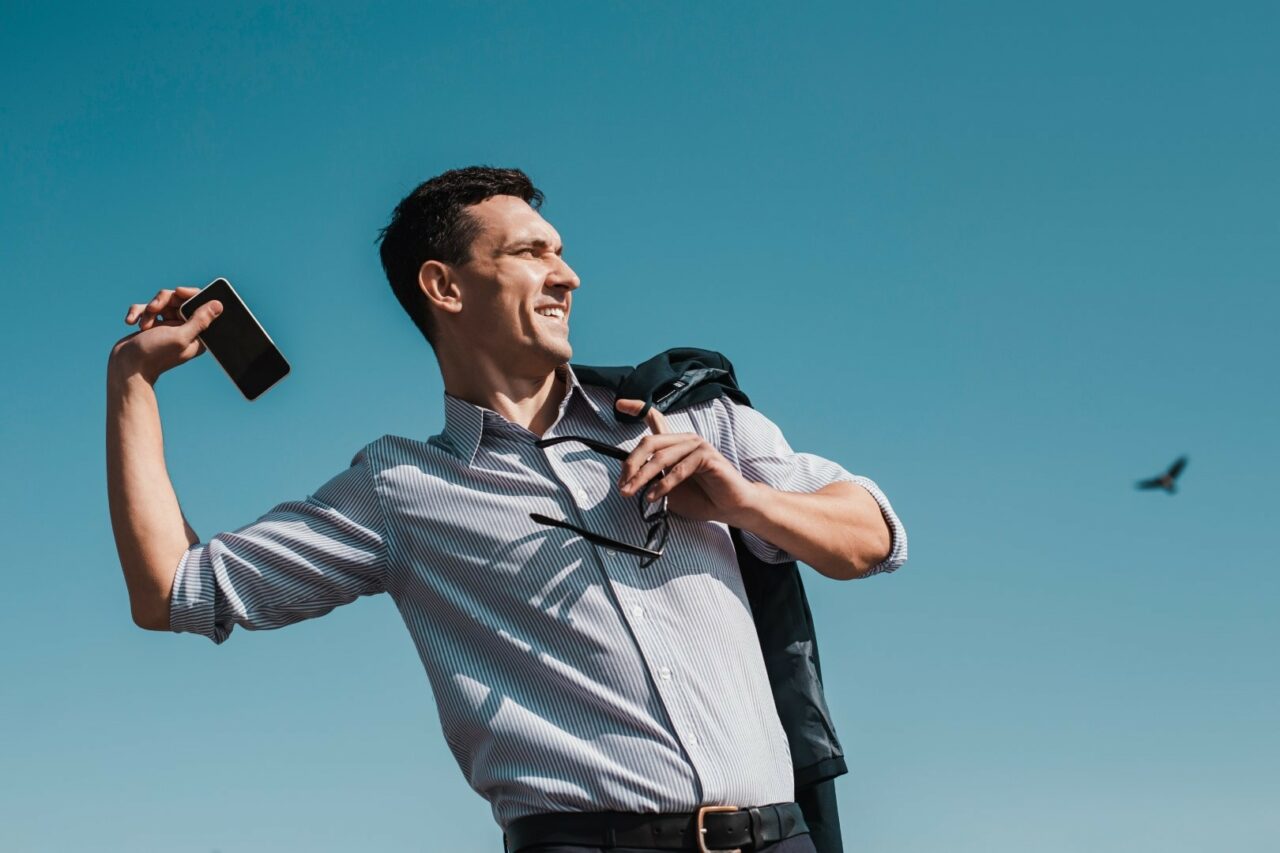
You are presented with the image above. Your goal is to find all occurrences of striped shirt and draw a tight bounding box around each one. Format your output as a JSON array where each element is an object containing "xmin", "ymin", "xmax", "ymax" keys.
[{"xmin": 169, "ymin": 362, "xmax": 908, "ymax": 827}]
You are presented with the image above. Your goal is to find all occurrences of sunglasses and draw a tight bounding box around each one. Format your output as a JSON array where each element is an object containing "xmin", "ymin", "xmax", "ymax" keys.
[{"xmin": 530, "ymin": 435, "xmax": 670, "ymax": 567}]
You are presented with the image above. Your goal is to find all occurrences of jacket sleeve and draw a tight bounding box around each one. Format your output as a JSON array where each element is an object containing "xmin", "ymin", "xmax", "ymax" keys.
[
  {"xmin": 168, "ymin": 447, "xmax": 389, "ymax": 644},
  {"xmin": 703, "ymin": 396, "xmax": 908, "ymax": 575}
]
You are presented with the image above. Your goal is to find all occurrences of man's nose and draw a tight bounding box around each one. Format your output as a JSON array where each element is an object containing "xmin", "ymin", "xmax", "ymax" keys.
[{"xmin": 550, "ymin": 255, "xmax": 581, "ymax": 290}]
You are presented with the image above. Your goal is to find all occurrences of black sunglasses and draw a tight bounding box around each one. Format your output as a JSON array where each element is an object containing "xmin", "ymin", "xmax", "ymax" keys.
[{"xmin": 530, "ymin": 435, "xmax": 670, "ymax": 567}]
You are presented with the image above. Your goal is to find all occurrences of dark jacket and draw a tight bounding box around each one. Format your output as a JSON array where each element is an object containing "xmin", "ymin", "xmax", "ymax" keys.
[{"xmin": 573, "ymin": 346, "xmax": 846, "ymax": 853}]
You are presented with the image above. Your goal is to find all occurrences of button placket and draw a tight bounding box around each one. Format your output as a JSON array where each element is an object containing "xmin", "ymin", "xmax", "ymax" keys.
[
  {"xmin": 537, "ymin": 440, "xmax": 607, "ymax": 558},
  {"xmin": 536, "ymin": 423, "xmax": 716, "ymax": 792},
  {"xmin": 615, "ymin": 595, "xmax": 712, "ymax": 789}
]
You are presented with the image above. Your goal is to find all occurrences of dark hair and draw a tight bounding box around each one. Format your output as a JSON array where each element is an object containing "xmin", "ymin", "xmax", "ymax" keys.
[{"xmin": 377, "ymin": 166, "xmax": 544, "ymax": 350}]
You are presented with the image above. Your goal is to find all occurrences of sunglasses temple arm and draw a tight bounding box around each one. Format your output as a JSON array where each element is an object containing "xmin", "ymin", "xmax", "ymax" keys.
[
  {"xmin": 528, "ymin": 513, "xmax": 663, "ymax": 559},
  {"xmin": 534, "ymin": 436, "xmax": 629, "ymax": 461}
]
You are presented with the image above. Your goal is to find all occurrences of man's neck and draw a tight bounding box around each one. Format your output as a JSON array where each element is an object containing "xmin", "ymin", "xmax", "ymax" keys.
[{"xmin": 442, "ymin": 362, "xmax": 569, "ymax": 437}]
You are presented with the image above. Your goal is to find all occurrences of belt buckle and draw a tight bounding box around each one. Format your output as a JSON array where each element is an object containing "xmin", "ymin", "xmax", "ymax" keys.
[{"xmin": 696, "ymin": 805, "xmax": 743, "ymax": 853}]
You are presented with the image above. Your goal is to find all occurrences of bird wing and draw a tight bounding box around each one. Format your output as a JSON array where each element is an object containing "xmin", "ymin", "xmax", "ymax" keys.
[
  {"xmin": 1167, "ymin": 455, "xmax": 1188, "ymax": 479},
  {"xmin": 1136, "ymin": 477, "xmax": 1163, "ymax": 490}
]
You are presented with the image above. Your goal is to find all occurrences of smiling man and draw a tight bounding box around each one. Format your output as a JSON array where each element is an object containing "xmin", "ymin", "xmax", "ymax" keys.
[{"xmin": 106, "ymin": 166, "xmax": 907, "ymax": 853}]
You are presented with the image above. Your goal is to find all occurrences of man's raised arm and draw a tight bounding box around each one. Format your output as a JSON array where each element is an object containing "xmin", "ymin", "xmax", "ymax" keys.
[{"xmin": 106, "ymin": 286, "xmax": 224, "ymax": 630}]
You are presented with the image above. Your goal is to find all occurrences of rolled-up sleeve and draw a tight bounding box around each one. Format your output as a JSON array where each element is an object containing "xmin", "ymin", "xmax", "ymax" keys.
[
  {"xmin": 169, "ymin": 447, "xmax": 389, "ymax": 644},
  {"xmin": 702, "ymin": 396, "xmax": 908, "ymax": 575}
]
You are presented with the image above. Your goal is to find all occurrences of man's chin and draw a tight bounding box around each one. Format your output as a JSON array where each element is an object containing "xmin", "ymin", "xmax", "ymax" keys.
[
  {"xmin": 544, "ymin": 339, "xmax": 572, "ymax": 363},
  {"xmin": 525, "ymin": 340, "xmax": 572, "ymax": 371}
]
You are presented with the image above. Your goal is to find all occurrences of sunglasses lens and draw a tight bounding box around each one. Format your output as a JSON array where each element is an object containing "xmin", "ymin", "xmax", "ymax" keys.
[
  {"xmin": 645, "ymin": 518, "xmax": 669, "ymax": 553},
  {"xmin": 637, "ymin": 474, "xmax": 667, "ymax": 522},
  {"xmin": 639, "ymin": 496, "xmax": 666, "ymax": 523}
]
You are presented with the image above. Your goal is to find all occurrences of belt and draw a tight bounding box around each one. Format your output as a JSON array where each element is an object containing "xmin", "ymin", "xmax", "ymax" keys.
[{"xmin": 503, "ymin": 801, "xmax": 809, "ymax": 853}]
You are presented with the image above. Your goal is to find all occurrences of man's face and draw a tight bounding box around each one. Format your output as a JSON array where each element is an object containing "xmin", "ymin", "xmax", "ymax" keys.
[{"xmin": 443, "ymin": 194, "xmax": 580, "ymax": 373}]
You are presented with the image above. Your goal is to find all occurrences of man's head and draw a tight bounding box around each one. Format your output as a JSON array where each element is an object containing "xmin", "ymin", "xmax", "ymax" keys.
[{"xmin": 378, "ymin": 166, "xmax": 580, "ymax": 376}]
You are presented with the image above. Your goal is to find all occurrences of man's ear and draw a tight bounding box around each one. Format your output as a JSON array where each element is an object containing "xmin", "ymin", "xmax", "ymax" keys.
[{"xmin": 418, "ymin": 260, "xmax": 464, "ymax": 315}]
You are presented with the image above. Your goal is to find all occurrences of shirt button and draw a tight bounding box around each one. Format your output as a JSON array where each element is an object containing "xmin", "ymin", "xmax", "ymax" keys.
[
  {"xmin": 658, "ymin": 667, "xmax": 672, "ymax": 680},
  {"xmin": 630, "ymin": 605, "xmax": 645, "ymax": 620},
  {"xmin": 685, "ymin": 733, "xmax": 698, "ymax": 746},
  {"xmin": 606, "ymin": 548, "xmax": 617, "ymax": 556},
  {"xmin": 574, "ymin": 488, "xmax": 588, "ymax": 502}
]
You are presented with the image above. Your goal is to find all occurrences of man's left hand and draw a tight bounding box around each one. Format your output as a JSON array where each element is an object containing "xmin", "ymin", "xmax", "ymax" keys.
[{"xmin": 614, "ymin": 398, "xmax": 762, "ymax": 525}]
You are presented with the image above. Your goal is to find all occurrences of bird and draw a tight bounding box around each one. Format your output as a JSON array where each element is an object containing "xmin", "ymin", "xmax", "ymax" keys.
[{"xmin": 1136, "ymin": 455, "xmax": 1188, "ymax": 494}]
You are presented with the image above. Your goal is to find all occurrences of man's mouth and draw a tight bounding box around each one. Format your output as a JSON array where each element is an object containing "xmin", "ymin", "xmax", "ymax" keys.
[{"xmin": 534, "ymin": 306, "xmax": 567, "ymax": 322}]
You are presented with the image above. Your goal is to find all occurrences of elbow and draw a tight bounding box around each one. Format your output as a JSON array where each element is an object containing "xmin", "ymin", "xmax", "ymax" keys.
[
  {"xmin": 869, "ymin": 524, "xmax": 895, "ymax": 572},
  {"xmin": 811, "ymin": 520, "xmax": 894, "ymax": 581},
  {"xmin": 827, "ymin": 563, "xmax": 866, "ymax": 582},
  {"xmin": 123, "ymin": 551, "xmax": 183, "ymax": 631},
  {"xmin": 815, "ymin": 546, "xmax": 880, "ymax": 582},
  {"xmin": 832, "ymin": 481, "xmax": 898, "ymax": 580},
  {"xmin": 131, "ymin": 597, "xmax": 171, "ymax": 632},
  {"xmin": 841, "ymin": 518, "xmax": 895, "ymax": 581},
  {"xmin": 839, "ymin": 554, "xmax": 882, "ymax": 581}
]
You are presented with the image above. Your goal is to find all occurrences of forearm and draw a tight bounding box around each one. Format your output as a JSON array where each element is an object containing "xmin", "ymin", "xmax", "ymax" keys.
[
  {"xmin": 105, "ymin": 353, "xmax": 198, "ymax": 629},
  {"xmin": 729, "ymin": 480, "xmax": 892, "ymax": 580}
]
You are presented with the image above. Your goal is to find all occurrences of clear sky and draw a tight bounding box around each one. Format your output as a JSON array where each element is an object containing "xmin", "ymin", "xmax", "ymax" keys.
[{"xmin": 3, "ymin": 2, "xmax": 1277, "ymax": 851}]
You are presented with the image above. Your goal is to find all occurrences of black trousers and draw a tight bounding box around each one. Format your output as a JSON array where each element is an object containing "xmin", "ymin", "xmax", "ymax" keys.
[{"xmin": 511, "ymin": 834, "xmax": 817, "ymax": 853}]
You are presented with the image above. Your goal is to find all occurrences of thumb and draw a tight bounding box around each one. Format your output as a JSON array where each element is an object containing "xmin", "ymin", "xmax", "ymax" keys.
[
  {"xmin": 186, "ymin": 300, "xmax": 223, "ymax": 337},
  {"xmin": 615, "ymin": 397, "xmax": 667, "ymax": 433}
]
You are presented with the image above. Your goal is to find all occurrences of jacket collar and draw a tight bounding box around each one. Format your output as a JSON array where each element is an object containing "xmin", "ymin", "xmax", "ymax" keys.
[{"xmin": 439, "ymin": 362, "xmax": 611, "ymax": 466}]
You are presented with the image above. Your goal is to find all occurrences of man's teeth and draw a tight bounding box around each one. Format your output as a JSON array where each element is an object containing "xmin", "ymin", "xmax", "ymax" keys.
[{"xmin": 535, "ymin": 308, "xmax": 565, "ymax": 319}]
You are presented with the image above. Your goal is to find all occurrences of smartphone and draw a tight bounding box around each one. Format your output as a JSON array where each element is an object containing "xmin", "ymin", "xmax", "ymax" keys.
[{"xmin": 179, "ymin": 277, "xmax": 290, "ymax": 401}]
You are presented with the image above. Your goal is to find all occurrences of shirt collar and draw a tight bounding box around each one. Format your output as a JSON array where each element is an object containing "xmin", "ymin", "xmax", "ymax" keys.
[{"xmin": 439, "ymin": 362, "xmax": 612, "ymax": 466}]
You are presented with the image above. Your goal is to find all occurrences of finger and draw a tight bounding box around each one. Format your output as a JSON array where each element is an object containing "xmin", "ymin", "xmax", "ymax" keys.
[
  {"xmin": 128, "ymin": 286, "xmax": 202, "ymax": 326},
  {"xmin": 619, "ymin": 433, "xmax": 697, "ymax": 487},
  {"xmin": 141, "ymin": 301, "xmax": 175, "ymax": 329},
  {"xmin": 644, "ymin": 447, "xmax": 714, "ymax": 501},
  {"xmin": 645, "ymin": 405, "xmax": 669, "ymax": 435},
  {"xmin": 147, "ymin": 289, "xmax": 176, "ymax": 313},
  {"xmin": 615, "ymin": 398, "xmax": 671, "ymax": 435},
  {"xmin": 148, "ymin": 286, "xmax": 199, "ymax": 314},
  {"xmin": 621, "ymin": 436, "xmax": 702, "ymax": 494},
  {"xmin": 615, "ymin": 398, "xmax": 647, "ymax": 418},
  {"xmin": 162, "ymin": 286, "xmax": 201, "ymax": 311},
  {"xmin": 153, "ymin": 290, "xmax": 187, "ymax": 324},
  {"xmin": 165, "ymin": 292, "xmax": 203, "ymax": 326},
  {"xmin": 182, "ymin": 300, "xmax": 224, "ymax": 341},
  {"xmin": 130, "ymin": 293, "xmax": 172, "ymax": 328}
]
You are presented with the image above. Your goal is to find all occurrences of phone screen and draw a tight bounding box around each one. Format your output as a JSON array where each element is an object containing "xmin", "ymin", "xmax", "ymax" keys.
[{"xmin": 179, "ymin": 278, "xmax": 290, "ymax": 401}]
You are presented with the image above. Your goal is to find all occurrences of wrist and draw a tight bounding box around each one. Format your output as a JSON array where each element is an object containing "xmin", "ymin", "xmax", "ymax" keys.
[
  {"xmin": 723, "ymin": 481, "xmax": 772, "ymax": 529},
  {"xmin": 108, "ymin": 346, "xmax": 157, "ymax": 389},
  {"xmin": 109, "ymin": 343, "xmax": 159, "ymax": 386}
]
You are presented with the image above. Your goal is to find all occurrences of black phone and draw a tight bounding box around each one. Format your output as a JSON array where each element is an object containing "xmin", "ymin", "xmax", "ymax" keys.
[{"xmin": 179, "ymin": 277, "xmax": 290, "ymax": 401}]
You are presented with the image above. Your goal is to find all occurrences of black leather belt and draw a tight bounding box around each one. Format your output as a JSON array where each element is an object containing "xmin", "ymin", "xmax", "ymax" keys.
[{"xmin": 503, "ymin": 801, "xmax": 809, "ymax": 852}]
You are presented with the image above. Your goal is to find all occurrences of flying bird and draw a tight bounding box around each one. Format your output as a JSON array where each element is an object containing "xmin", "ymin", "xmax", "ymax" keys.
[{"xmin": 1136, "ymin": 455, "xmax": 1188, "ymax": 494}]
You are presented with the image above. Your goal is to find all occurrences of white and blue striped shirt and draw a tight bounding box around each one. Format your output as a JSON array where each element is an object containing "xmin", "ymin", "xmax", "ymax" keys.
[{"xmin": 169, "ymin": 362, "xmax": 907, "ymax": 827}]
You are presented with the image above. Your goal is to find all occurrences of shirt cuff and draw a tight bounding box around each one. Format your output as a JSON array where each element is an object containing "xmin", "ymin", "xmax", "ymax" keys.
[
  {"xmin": 848, "ymin": 475, "xmax": 908, "ymax": 576},
  {"xmin": 169, "ymin": 544, "xmax": 230, "ymax": 644}
]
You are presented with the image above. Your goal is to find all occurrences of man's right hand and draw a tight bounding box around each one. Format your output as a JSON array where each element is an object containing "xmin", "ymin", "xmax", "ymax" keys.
[{"xmin": 110, "ymin": 286, "xmax": 224, "ymax": 383}]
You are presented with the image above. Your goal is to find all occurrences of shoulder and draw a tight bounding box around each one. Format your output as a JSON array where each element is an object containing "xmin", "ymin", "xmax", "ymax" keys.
[
  {"xmin": 353, "ymin": 432, "xmax": 458, "ymax": 473},
  {"xmin": 573, "ymin": 381, "xmax": 728, "ymax": 448}
]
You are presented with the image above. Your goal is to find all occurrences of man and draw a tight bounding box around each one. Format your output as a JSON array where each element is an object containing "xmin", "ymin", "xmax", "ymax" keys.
[{"xmin": 106, "ymin": 166, "xmax": 908, "ymax": 852}]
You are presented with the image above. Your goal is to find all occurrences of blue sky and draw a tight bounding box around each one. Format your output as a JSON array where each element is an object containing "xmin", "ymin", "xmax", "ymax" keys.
[{"xmin": 3, "ymin": 2, "xmax": 1277, "ymax": 850}]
